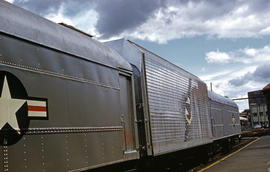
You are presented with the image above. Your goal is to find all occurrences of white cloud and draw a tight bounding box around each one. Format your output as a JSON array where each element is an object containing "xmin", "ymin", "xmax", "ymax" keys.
[
  {"xmin": 44, "ymin": 4, "xmax": 99, "ymax": 37},
  {"xmin": 116, "ymin": 1, "xmax": 270, "ymax": 43},
  {"xmin": 205, "ymin": 50, "xmax": 231, "ymax": 64},
  {"xmin": 5, "ymin": 0, "xmax": 14, "ymax": 3},
  {"xmin": 239, "ymin": 46, "xmax": 270, "ymax": 63},
  {"xmin": 244, "ymin": 48, "xmax": 257, "ymax": 56},
  {"xmin": 13, "ymin": 0, "xmax": 270, "ymax": 43},
  {"xmin": 205, "ymin": 45, "xmax": 270, "ymax": 64},
  {"xmin": 199, "ymin": 64, "xmax": 270, "ymax": 112},
  {"xmin": 45, "ymin": 5, "xmax": 73, "ymax": 26},
  {"xmin": 200, "ymin": 66, "xmax": 255, "ymax": 110},
  {"xmin": 200, "ymin": 70, "xmax": 236, "ymax": 83},
  {"xmin": 70, "ymin": 9, "xmax": 99, "ymax": 37},
  {"xmin": 202, "ymin": 44, "xmax": 270, "ymax": 111},
  {"xmin": 260, "ymin": 26, "xmax": 270, "ymax": 35}
]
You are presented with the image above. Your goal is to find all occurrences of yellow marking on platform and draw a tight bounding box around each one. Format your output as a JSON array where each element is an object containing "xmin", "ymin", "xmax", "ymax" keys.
[{"xmin": 198, "ymin": 137, "xmax": 260, "ymax": 172}]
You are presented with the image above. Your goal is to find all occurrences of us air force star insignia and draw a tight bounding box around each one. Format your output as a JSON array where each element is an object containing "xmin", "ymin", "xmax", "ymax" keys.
[
  {"xmin": 0, "ymin": 72, "xmax": 48, "ymax": 146},
  {"xmin": 0, "ymin": 77, "xmax": 25, "ymax": 134},
  {"xmin": 184, "ymin": 96, "xmax": 192, "ymax": 125}
]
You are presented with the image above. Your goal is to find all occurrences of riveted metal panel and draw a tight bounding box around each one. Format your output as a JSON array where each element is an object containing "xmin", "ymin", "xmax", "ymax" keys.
[
  {"xmin": 8, "ymin": 135, "xmax": 47, "ymax": 172},
  {"xmin": 6, "ymin": 129, "xmax": 125, "ymax": 172},
  {"xmin": 0, "ymin": 18, "xmax": 136, "ymax": 171},
  {"xmin": 0, "ymin": 146, "xmax": 3, "ymax": 172},
  {"xmin": 143, "ymin": 52, "xmax": 212, "ymax": 156}
]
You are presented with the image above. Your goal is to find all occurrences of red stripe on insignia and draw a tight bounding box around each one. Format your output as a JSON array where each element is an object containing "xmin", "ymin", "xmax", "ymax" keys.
[{"xmin": 28, "ymin": 106, "xmax": 47, "ymax": 112}]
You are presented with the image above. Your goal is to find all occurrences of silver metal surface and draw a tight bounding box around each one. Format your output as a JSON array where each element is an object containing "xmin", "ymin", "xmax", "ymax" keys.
[
  {"xmin": 208, "ymin": 91, "xmax": 241, "ymax": 140},
  {"xmin": 107, "ymin": 39, "xmax": 214, "ymax": 156},
  {"xmin": 208, "ymin": 91, "xmax": 238, "ymax": 108},
  {"xmin": 142, "ymin": 53, "xmax": 153, "ymax": 156},
  {"xmin": 0, "ymin": 59, "xmax": 120, "ymax": 90},
  {"xmin": 125, "ymin": 41, "xmax": 213, "ymax": 156},
  {"xmin": 119, "ymin": 75, "xmax": 140, "ymax": 160},
  {"xmin": 105, "ymin": 39, "xmax": 143, "ymax": 72},
  {"xmin": 106, "ymin": 40, "xmax": 154, "ymax": 156},
  {"xmin": 0, "ymin": 1, "xmax": 131, "ymax": 71},
  {"xmin": 143, "ymin": 52, "xmax": 212, "ymax": 155},
  {"xmin": 0, "ymin": 2, "xmax": 139, "ymax": 171},
  {"xmin": 24, "ymin": 126, "xmax": 123, "ymax": 135}
]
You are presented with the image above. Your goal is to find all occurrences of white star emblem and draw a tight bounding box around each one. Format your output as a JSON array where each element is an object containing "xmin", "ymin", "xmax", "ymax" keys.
[{"xmin": 0, "ymin": 76, "xmax": 26, "ymax": 134}]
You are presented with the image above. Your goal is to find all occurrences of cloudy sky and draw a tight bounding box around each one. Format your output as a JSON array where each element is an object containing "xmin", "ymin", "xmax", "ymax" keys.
[{"xmin": 6, "ymin": 0, "xmax": 270, "ymax": 111}]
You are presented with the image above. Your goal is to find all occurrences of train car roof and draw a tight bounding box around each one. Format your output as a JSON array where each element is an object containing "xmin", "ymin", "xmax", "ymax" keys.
[
  {"xmin": 105, "ymin": 39, "xmax": 143, "ymax": 70},
  {"xmin": 0, "ymin": 1, "xmax": 131, "ymax": 71},
  {"xmin": 128, "ymin": 40, "xmax": 203, "ymax": 81},
  {"xmin": 208, "ymin": 91, "xmax": 238, "ymax": 108},
  {"xmin": 105, "ymin": 39, "xmax": 202, "ymax": 82}
]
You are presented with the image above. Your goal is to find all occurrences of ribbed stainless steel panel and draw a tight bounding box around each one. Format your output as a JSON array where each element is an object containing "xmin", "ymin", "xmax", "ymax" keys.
[
  {"xmin": 208, "ymin": 91, "xmax": 241, "ymax": 140},
  {"xmin": 107, "ymin": 39, "xmax": 213, "ymax": 156},
  {"xmin": 209, "ymin": 102, "xmax": 224, "ymax": 138},
  {"xmin": 144, "ymin": 53, "xmax": 212, "ymax": 155}
]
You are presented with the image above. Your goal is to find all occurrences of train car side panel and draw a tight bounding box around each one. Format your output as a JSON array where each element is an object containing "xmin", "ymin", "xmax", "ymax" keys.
[
  {"xmin": 143, "ymin": 52, "xmax": 212, "ymax": 155},
  {"xmin": 0, "ymin": 4, "xmax": 139, "ymax": 169},
  {"xmin": 105, "ymin": 39, "xmax": 153, "ymax": 156},
  {"xmin": 106, "ymin": 39, "xmax": 214, "ymax": 157},
  {"xmin": 0, "ymin": 35, "xmax": 131, "ymax": 171},
  {"xmin": 209, "ymin": 101, "xmax": 224, "ymax": 138},
  {"xmin": 208, "ymin": 91, "xmax": 241, "ymax": 140}
]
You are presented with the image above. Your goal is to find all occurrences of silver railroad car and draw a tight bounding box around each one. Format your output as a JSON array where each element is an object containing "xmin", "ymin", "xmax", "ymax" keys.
[
  {"xmin": 106, "ymin": 39, "xmax": 213, "ymax": 156},
  {"xmin": 0, "ymin": 1, "xmax": 139, "ymax": 171},
  {"xmin": 208, "ymin": 91, "xmax": 241, "ymax": 140}
]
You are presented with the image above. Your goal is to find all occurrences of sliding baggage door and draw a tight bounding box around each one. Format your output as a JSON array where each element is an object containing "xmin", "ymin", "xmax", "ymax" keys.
[{"xmin": 119, "ymin": 74, "xmax": 138, "ymax": 160}]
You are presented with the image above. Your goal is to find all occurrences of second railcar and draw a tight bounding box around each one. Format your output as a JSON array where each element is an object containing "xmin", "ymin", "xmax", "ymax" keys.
[
  {"xmin": 208, "ymin": 91, "xmax": 241, "ymax": 140},
  {"xmin": 106, "ymin": 39, "xmax": 213, "ymax": 157}
]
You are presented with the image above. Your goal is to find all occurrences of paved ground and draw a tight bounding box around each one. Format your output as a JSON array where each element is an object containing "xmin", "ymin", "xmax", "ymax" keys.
[{"xmin": 204, "ymin": 136, "xmax": 270, "ymax": 172}]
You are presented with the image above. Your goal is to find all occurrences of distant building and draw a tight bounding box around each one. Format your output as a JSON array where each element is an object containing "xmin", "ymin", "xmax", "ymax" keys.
[
  {"xmin": 240, "ymin": 109, "xmax": 250, "ymax": 118},
  {"xmin": 239, "ymin": 109, "xmax": 251, "ymax": 130},
  {"xmin": 262, "ymin": 83, "xmax": 270, "ymax": 126},
  {"xmin": 248, "ymin": 90, "xmax": 269, "ymax": 128}
]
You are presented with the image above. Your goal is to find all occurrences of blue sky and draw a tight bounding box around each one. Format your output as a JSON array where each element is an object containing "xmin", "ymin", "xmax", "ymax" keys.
[
  {"xmin": 134, "ymin": 36, "xmax": 270, "ymax": 74},
  {"xmin": 6, "ymin": 0, "xmax": 270, "ymax": 111}
]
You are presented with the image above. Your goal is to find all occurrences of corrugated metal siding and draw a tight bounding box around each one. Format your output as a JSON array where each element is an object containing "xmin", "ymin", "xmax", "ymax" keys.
[
  {"xmin": 209, "ymin": 98, "xmax": 241, "ymax": 140},
  {"xmin": 210, "ymin": 102, "xmax": 224, "ymax": 138},
  {"xmin": 144, "ymin": 53, "xmax": 212, "ymax": 155}
]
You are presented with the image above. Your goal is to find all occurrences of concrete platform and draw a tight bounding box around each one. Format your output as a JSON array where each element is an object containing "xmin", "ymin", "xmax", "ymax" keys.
[{"xmin": 203, "ymin": 136, "xmax": 270, "ymax": 172}]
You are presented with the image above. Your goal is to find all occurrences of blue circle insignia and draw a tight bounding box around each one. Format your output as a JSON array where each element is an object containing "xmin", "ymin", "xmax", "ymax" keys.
[{"xmin": 184, "ymin": 96, "xmax": 192, "ymax": 125}]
